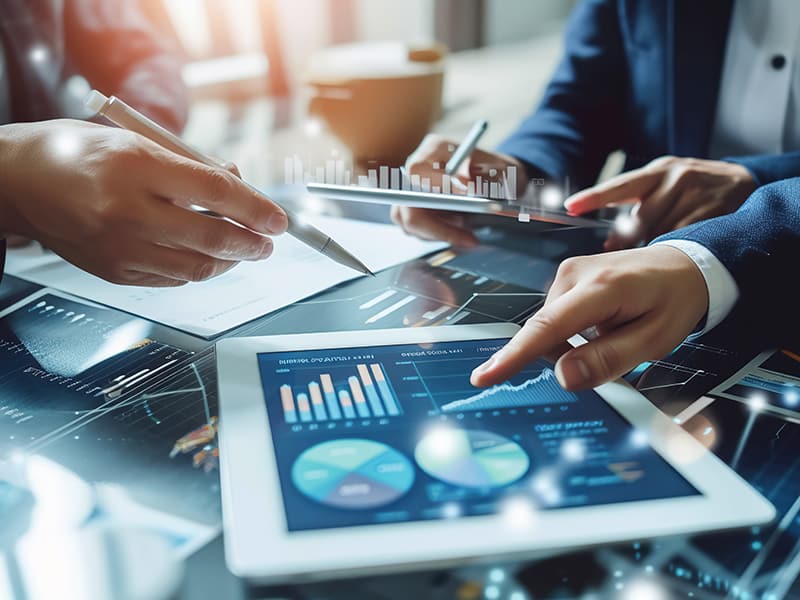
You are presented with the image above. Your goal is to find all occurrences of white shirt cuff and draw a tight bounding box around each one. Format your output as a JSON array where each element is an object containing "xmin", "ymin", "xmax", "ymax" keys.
[{"xmin": 653, "ymin": 239, "xmax": 740, "ymax": 335}]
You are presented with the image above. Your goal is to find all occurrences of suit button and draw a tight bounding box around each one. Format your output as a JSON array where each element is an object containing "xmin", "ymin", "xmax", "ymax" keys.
[{"xmin": 771, "ymin": 54, "xmax": 787, "ymax": 70}]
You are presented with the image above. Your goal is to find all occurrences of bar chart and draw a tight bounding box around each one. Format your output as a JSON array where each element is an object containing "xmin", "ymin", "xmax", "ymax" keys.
[
  {"xmin": 279, "ymin": 362, "xmax": 402, "ymax": 424},
  {"xmin": 284, "ymin": 155, "xmax": 519, "ymax": 200}
]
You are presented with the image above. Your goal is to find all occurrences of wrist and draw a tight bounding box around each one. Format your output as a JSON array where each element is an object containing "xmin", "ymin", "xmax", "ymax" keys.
[{"xmin": 0, "ymin": 124, "xmax": 26, "ymax": 237}]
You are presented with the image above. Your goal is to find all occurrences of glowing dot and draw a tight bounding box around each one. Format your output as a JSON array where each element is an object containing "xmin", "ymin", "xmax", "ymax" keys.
[
  {"xmin": 531, "ymin": 471, "xmax": 561, "ymax": 505},
  {"xmin": 541, "ymin": 185, "xmax": 563, "ymax": 209},
  {"xmin": 488, "ymin": 568, "xmax": 505, "ymax": 583},
  {"xmin": 441, "ymin": 502, "xmax": 462, "ymax": 519},
  {"xmin": 304, "ymin": 118, "xmax": 322, "ymax": 137},
  {"xmin": 614, "ymin": 570, "xmax": 623, "ymax": 578},
  {"xmin": 645, "ymin": 565, "xmax": 654, "ymax": 573},
  {"xmin": 485, "ymin": 585, "xmax": 500, "ymax": 599},
  {"xmin": 748, "ymin": 394, "xmax": 767, "ymax": 412},
  {"xmin": 621, "ymin": 579, "xmax": 669, "ymax": 600},
  {"xmin": 500, "ymin": 497, "xmax": 537, "ymax": 529},
  {"xmin": 29, "ymin": 45, "xmax": 48, "ymax": 64},
  {"xmin": 784, "ymin": 390, "xmax": 799, "ymax": 407},
  {"xmin": 424, "ymin": 427, "xmax": 463, "ymax": 462},
  {"xmin": 73, "ymin": 435, "xmax": 80, "ymax": 440},
  {"xmin": 517, "ymin": 212, "xmax": 531, "ymax": 223},
  {"xmin": 560, "ymin": 438, "xmax": 586, "ymax": 462},
  {"xmin": 752, "ymin": 541, "xmax": 763, "ymax": 551},
  {"xmin": 614, "ymin": 213, "xmax": 638, "ymax": 236},
  {"xmin": 631, "ymin": 429, "xmax": 649, "ymax": 448},
  {"xmin": 615, "ymin": 582, "xmax": 624, "ymax": 590},
  {"xmin": 49, "ymin": 132, "xmax": 83, "ymax": 159}
]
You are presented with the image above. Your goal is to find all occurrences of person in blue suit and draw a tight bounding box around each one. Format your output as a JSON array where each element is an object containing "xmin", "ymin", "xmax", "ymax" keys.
[
  {"xmin": 470, "ymin": 177, "xmax": 800, "ymax": 391},
  {"xmin": 394, "ymin": 0, "xmax": 800, "ymax": 250}
]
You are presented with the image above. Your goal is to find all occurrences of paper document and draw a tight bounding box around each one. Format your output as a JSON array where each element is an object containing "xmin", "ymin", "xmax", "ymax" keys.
[{"xmin": 5, "ymin": 216, "xmax": 446, "ymax": 337}]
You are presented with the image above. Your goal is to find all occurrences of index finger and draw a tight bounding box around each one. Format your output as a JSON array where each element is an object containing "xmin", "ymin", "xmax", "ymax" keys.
[
  {"xmin": 564, "ymin": 169, "xmax": 660, "ymax": 215},
  {"xmin": 150, "ymin": 152, "xmax": 288, "ymax": 236},
  {"xmin": 470, "ymin": 285, "xmax": 620, "ymax": 387}
]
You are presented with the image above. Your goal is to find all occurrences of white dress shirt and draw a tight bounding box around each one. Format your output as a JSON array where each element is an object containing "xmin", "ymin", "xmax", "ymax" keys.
[{"xmin": 661, "ymin": 0, "xmax": 800, "ymax": 334}]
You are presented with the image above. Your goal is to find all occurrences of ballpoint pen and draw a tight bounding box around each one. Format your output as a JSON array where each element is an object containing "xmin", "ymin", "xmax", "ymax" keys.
[
  {"xmin": 444, "ymin": 119, "xmax": 489, "ymax": 175},
  {"xmin": 84, "ymin": 90, "xmax": 373, "ymax": 276}
]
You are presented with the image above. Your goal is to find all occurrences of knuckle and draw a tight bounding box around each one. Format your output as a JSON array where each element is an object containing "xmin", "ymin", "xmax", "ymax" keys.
[
  {"xmin": 587, "ymin": 342, "xmax": 621, "ymax": 382},
  {"xmin": 556, "ymin": 256, "xmax": 583, "ymax": 279},
  {"xmin": 205, "ymin": 168, "xmax": 233, "ymax": 205},
  {"xmin": 189, "ymin": 260, "xmax": 220, "ymax": 282},
  {"xmin": 526, "ymin": 308, "xmax": 558, "ymax": 334},
  {"xmin": 650, "ymin": 155, "xmax": 677, "ymax": 169}
]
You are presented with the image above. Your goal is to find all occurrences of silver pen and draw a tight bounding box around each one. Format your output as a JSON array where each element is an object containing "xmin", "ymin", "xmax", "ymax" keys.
[
  {"xmin": 84, "ymin": 90, "xmax": 373, "ymax": 276},
  {"xmin": 444, "ymin": 119, "xmax": 489, "ymax": 175}
]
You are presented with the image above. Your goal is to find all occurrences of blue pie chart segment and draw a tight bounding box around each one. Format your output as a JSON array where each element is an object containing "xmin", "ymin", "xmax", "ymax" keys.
[
  {"xmin": 292, "ymin": 439, "xmax": 415, "ymax": 509},
  {"xmin": 415, "ymin": 429, "xmax": 529, "ymax": 488}
]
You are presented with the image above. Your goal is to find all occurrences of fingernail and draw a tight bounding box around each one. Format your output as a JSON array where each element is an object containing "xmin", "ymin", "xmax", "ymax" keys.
[
  {"xmin": 555, "ymin": 357, "xmax": 591, "ymax": 389},
  {"xmin": 259, "ymin": 238, "xmax": 274, "ymax": 259},
  {"xmin": 267, "ymin": 210, "xmax": 288, "ymax": 234}
]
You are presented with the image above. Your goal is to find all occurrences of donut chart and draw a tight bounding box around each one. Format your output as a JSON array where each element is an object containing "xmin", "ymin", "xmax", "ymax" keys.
[
  {"xmin": 291, "ymin": 439, "xmax": 414, "ymax": 509},
  {"xmin": 415, "ymin": 429, "xmax": 529, "ymax": 488}
]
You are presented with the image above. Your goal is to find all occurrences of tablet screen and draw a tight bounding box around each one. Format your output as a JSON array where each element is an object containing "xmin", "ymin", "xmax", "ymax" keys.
[{"xmin": 257, "ymin": 338, "xmax": 698, "ymax": 532}]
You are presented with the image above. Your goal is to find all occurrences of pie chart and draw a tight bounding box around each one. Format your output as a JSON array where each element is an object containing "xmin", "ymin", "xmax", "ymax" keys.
[
  {"xmin": 291, "ymin": 438, "xmax": 415, "ymax": 509},
  {"xmin": 415, "ymin": 429, "xmax": 530, "ymax": 488}
]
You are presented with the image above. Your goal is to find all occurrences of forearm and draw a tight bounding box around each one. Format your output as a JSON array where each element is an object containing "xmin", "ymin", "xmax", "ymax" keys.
[{"xmin": 496, "ymin": 0, "xmax": 627, "ymax": 190}]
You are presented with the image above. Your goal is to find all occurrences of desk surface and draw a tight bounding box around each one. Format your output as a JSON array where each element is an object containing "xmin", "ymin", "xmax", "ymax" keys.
[{"xmin": 2, "ymin": 211, "xmax": 800, "ymax": 600}]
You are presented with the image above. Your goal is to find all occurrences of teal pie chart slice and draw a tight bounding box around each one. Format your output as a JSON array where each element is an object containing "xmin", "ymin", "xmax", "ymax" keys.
[
  {"xmin": 292, "ymin": 439, "xmax": 415, "ymax": 509},
  {"xmin": 415, "ymin": 429, "xmax": 529, "ymax": 488}
]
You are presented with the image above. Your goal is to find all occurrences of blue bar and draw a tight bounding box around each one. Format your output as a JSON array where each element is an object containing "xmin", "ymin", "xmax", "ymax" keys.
[
  {"xmin": 358, "ymin": 365, "xmax": 385, "ymax": 417},
  {"xmin": 297, "ymin": 393, "xmax": 313, "ymax": 422},
  {"xmin": 308, "ymin": 382, "xmax": 328, "ymax": 421},
  {"xmin": 371, "ymin": 364, "xmax": 401, "ymax": 416},
  {"xmin": 320, "ymin": 374, "xmax": 342, "ymax": 419},
  {"xmin": 338, "ymin": 390, "xmax": 357, "ymax": 419}
]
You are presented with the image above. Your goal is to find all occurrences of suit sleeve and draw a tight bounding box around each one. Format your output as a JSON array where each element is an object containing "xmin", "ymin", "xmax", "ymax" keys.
[
  {"xmin": 64, "ymin": 0, "xmax": 189, "ymax": 132},
  {"xmin": 654, "ymin": 178, "xmax": 800, "ymax": 348},
  {"xmin": 725, "ymin": 151, "xmax": 800, "ymax": 187},
  {"xmin": 496, "ymin": 0, "xmax": 628, "ymax": 190}
]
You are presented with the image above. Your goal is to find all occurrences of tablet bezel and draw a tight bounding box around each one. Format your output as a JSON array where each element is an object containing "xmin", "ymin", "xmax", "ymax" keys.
[
  {"xmin": 217, "ymin": 323, "xmax": 774, "ymax": 583},
  {"xmin": 305, "ymin": 183, "xmax": 612, "ymax": 228}
]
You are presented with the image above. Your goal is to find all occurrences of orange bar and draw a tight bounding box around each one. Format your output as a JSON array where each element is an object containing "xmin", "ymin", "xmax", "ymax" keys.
[
  {"xmin": 308, "ymin": 382, "xmax": 324, "ymax": 405},
  {"xmin": 320, "ymin": 373, "xmax": 335, "ymax": 394},
  {"xmin": 357, "ymin": 364, "xmax": 373, "ymax": 386},
  {"xmin": 338, "ymin": 390, "xmax": 353, "ymax": 406},
  {"xmin": 370, "ymin": 364, "xmax": 385, "ymax": 382},
  {"xmin": 348, "ymin": 376, "xmax": 367, "ymax": 404},
  {"xmin": 280, "ymin": 384, "xmax": 295, "ymax": 412}
]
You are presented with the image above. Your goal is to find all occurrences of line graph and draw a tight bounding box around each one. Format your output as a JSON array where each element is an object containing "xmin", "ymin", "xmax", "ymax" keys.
[{"xmin": 440, "ymin": 369, "xmax": 577, "ymax": 412}]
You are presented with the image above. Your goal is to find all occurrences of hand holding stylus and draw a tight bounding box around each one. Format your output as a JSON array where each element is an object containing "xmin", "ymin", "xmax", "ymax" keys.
[
  {"xmin": 0, "ymin": 119, "xmax": 286, "ymax": 286},
  {"xmin": 392, "ymin": 133, "xmax": 529, "ymax": 247}
]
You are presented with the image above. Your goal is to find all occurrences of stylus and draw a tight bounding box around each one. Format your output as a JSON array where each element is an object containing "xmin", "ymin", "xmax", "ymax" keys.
[
  {"xmin": 445, "ymin": 119, "xmax": 489, "ymax": 175},
  {"xmin": 84, "ymin": 90, "xmax": 374, "ymax": 277}
]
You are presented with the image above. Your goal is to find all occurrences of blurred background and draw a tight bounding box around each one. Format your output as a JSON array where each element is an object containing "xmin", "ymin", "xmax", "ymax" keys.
[{"xmin": 137, "ymin": 0, "xmax": 579, "ymax": 188}]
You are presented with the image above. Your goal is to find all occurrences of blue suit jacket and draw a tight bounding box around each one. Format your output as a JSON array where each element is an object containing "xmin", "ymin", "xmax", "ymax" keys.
[
  {"xmin": 498, "ymin": 0, "xmax": 800, "ymax": 191},
  {"xmin": 656, "ymin": 178, "xmax": 800, "ymax": 350}
]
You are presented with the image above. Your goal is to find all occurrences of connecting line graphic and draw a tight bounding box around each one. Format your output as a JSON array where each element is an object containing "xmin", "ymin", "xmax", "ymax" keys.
[
  {"xmin": 136, "ymin": 362, "xmax": 211, "ymax": 424},
  {"xmin": 446, "ymin": 292, "xmax": 547, "ymax": 325},
  {"xmin": 637, "ymin": 368, "xmax": 707, "ymax": 392},
  {"xmin": 728, "ymin": 494, "xmax": 800, "ymax": 598},
  {"xmin": 23, "ymin": 352, "xmax": 210, "ymax": 453},
  {"xmin": 731, "ymin": 409, "xmax": 759, "ymax": 471}
]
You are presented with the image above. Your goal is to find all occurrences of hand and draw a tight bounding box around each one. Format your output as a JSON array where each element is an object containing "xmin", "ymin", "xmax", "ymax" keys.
[
  {"xmin": 391, "ymin": 134, "xmax": 528, "ymax": 247},
  {"xmin": 564, "ymin": 156, "xmax": 756, "ymax": 251},
  {"xmin": 0, "ymin": 120, "xmax": 288, "ymax": 286},
  {"xmin": 470, "ymin": 245, "xmax": 709, "ymax": 390}
]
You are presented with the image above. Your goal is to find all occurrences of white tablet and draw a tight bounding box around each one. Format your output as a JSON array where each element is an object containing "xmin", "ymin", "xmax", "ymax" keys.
[{"xmin": 216, "ymin": 324, "xmax": 774, "ymax": 583}]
